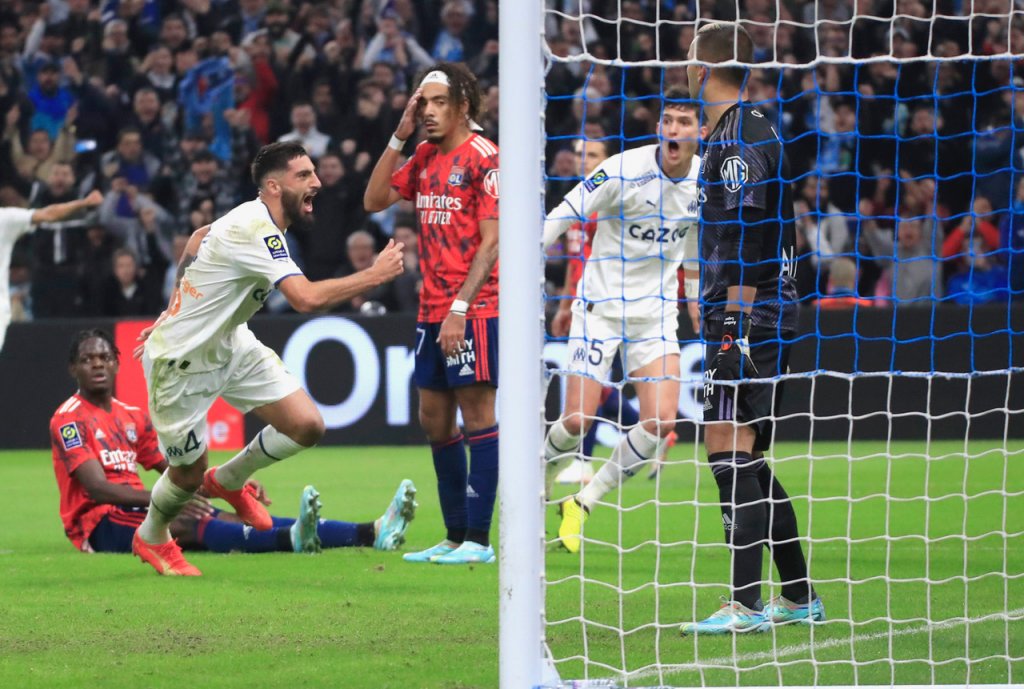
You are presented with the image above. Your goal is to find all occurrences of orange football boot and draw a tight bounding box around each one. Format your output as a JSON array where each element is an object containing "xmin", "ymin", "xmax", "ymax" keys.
[
  {"xmin": 132, "ymin": 532, "xmax": 202, "ymax": 576},
  {"xmin": 202, "ymin": 468, "xmax": 273, "ymax": 530}
]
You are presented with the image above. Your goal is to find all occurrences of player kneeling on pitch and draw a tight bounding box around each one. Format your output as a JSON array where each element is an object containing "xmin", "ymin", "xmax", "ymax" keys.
[
  {"xmin": 51, "ymin": 329, "xmax": 416, "ymax": 563},
  {"xmin": 541, "ymin": 86, "xmax": 702, "ymax": 553},
  {"xmin": 131, "ymin": 142, "xmax": 406, "ymax": 576}
]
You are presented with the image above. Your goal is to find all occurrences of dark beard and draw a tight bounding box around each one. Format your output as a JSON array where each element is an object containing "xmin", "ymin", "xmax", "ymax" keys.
[{"xmin": 281, "ymin": 188, "xmax": 310, "ymax": 226}]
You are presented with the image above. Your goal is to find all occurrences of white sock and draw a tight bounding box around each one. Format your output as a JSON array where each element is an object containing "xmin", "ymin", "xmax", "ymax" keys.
[
  {"xmin": 577, "ymin": 424, "xmax": 661, "ymax": 511},
  {"xmin": 215, "ymin": 426, "xmax": 308, "ymax": 490},
  {"xmin": 545, "ymin": 419, "xmax": 580, "ymax": 462},
  {"xmin": 137, "ymin": 472, "xmax": 195, "ymax": 544}
]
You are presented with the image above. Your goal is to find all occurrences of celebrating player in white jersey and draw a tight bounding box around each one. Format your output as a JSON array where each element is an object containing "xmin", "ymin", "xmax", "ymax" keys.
[
  {"xmin": 131, "ymin": 141, "xmax": 406, "ymax": 576},
  {"xmin": 542, "ymin": 87, "xmax": 704, "ymax": 552},
  {"xmin": 0, "ymin": 191, "xmax": 103, "ymax": 354}
]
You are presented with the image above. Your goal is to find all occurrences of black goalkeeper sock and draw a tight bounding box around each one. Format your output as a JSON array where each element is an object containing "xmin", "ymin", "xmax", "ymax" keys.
[
  {"xmin": 757, "ymin": 463, "xmax": 816, "ymax": 603},
  {"xmin": 709, "ymin": 452, "xmax": 765, "ymax": 610}
]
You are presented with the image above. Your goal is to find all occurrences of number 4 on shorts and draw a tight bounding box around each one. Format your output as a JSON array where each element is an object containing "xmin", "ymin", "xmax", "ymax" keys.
[{"xmin": 184, "ymin": 430, "xmax": 200, "ymax": 453}]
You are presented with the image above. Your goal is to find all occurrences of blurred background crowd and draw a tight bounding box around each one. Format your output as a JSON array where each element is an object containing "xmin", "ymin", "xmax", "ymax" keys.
[{"xmin": 0, "ymin": 0, "xmax": 1021, "ymax": 325}]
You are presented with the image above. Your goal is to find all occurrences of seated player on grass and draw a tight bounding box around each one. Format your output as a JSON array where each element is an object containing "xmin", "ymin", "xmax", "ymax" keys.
[{"xmin": 50, "ymin": 329, "xmax": 417, "ymax": 564}]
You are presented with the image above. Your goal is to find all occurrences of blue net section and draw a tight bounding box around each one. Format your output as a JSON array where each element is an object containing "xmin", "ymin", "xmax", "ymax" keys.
[
  {"xmin": 541, "ymin": 7, "xmax": 1024, "ymax": 441},
  {"xmin": 539, "ymin": 5, "xmax": 1024, "ymax": 687}
]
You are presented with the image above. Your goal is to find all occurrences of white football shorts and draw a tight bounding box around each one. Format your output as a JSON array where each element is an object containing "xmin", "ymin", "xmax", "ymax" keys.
[
  {"xmin": 566, "ymin": 300, "xmax": 680, "ymax": 381},
  {"xmin": 142, "ymin": 328, "xmax": 301, "ymax": 466}
]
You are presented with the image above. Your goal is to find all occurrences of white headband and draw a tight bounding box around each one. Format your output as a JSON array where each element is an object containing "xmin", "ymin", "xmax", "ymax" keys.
[
  {"xmin": 420, "ymin": 70, "xmax": 450, "ymax": 88},
  {"xmin": 419, "ymin": 70, "xmax": 484, "ymax": 132}
]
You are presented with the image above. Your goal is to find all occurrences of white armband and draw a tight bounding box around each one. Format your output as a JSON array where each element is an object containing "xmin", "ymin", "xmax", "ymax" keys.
[
  {"xmin": 388, "ymin": 134, "xmax": 406, "ymax": 152},
  {"xmin": 450, "ymin": 299, "xmax": 469, "ymax": 315}
]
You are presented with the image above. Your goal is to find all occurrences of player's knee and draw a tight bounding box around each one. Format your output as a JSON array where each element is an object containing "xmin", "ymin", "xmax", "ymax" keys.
[
  {"xmin": 640, "ymin": 417, "xmax": 675, "ymax": 438},
  {"xmin": 169, "ymin": 460, "xmax": 205, "ymax": 492},
  {"xmin": 290, "ymin": 413, "xmax": 325, "ymax": 447},
  {"xmin": 560, "ymin": 413, "xmax": 587, "ymax": 437}
]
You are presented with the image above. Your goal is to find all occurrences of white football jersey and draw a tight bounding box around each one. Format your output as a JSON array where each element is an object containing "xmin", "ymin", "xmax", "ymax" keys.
[
  {"xmin": 0, "ymin": 207, "xmax": 35, "ymax": 351},
  {"xmin": 146, "ymin": 199, "xmax": 302, "ymax": 371},
  {"xmin": 558, "ymin": 145, "xmax": 699, "ymax": 321}
]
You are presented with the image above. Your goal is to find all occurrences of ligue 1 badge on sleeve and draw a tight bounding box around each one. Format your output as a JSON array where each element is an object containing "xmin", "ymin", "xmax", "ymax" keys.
[
  {"xmin": 448, "ymin": 165, "xmax": 465, "ymax": 186},
  {"xmin": 126, "ymin": 423, "xmax": 138, "ymax": 443}
]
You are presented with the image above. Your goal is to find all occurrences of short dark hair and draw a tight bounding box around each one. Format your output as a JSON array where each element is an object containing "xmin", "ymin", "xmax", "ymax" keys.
[
  {"xmin": 68, "ymin": 329, "xmax": 118, "ymax": 364},
  {"xmin": 662, "ymin": 85, "xmax": 699, "ymax": 116},
  {"xmin": 250, "ymin": 141, "xmax": 309, "ymax": 186},
  {"xmin": 413, "ymin": 61, "xmax": 483, "ymax": 124},
  {"xmin": 693, "ymin": 21, "xmax": 754, "ymax": 87}
]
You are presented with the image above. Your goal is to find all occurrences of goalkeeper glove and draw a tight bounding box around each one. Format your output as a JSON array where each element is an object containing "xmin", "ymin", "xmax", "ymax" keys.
[{"xmin": 712, "ymin": 313, "xmax": 759, "ymax": 381}]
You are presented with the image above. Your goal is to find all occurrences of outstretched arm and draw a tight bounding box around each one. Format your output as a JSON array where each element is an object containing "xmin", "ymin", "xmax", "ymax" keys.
[
  {"xmin": 31, "ymin": 190, "xmax": 103, "ymax": 224},
  {"xmin": 277, "ymin": 239, "xmax": 405, "ymax": 312}
]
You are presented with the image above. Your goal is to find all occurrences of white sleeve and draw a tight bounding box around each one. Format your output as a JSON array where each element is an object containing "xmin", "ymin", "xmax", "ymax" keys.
[
  {"xmin": 543, "ymin": 161, "xmax": 620, "ymax": 248},
  {"xmin": 0, "ymin": 207, "xmax": 35, "ymax": 241},
  {"xmin": 229, "ymin": 224, "xmax": 304, "ymax": 286}
]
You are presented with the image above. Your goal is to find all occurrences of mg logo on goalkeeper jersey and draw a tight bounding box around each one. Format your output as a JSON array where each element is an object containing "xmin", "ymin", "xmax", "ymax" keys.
[{"xmin": 720, "ymin": 156, "xmax": 748, "ymax": 193}]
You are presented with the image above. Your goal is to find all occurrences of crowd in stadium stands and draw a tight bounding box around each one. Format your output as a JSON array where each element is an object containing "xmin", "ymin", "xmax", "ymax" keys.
[{"xmin": 0, "ymin": 0, "xmax": 1020, "ymax": 326}]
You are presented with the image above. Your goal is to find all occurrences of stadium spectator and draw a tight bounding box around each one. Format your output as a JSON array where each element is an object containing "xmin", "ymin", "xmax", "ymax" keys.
[
  {"xmin": 302, "ymin": 150, "xmax": 370, "ymax": 281},
  {"xmin": 176, "ymin": 150, "xmax": 237, "ymax": 229},
  {"xmin": 332, "ymin": 229, "xmax": 405, "ymax": 314},
  {"xmin": 98, "ymin": 247, "xmax": 162, "ymax": 316},
  {"xmin": 433, "ymin": 1, "xmax": 472, "ymax": 62},
  {"xmin": 359, "ymin": 9, "xmax": 434, "ymax": 82},
  {"xmin": 278, "ymin": 101, "xmax": 332, "ymax": 159},
  {"xmin": 942, "ymin": 196, "xmax": 1001, "ymax": 276},
  {"xmin": 797, "ymin": 175, "xmax": 851, "ymax": 267},
  {"xmin": 945, "ymin": 236, "xmax": 1011, "ymax": 305},
  {"xmin": 100, "ymin": 128, "xmax": 161, "ymax": 193},
  {"xmin": 26, "ymin": 60, "xmax": 74, "ymax": 140},
  {"xmin": 862, "ymin": 216, "xmax": 943, "ymax": 303},
  {"xmin": 4, "ymin": 102, "xmax": 76, "ymax": 189},
  {"xmin": 818, "ymin": 257, "xmax": 874, "ymax": 309},
  {"xmin": 28, "ymin": 162, "xmax": 97, "ymax": 318}
]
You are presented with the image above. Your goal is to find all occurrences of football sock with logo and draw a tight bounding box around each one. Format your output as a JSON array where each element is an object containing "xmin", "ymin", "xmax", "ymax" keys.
[
  {"xmin": 464, "ymin": 425, "xmax": 499, "ymax": 547},
  {"xmin": 137, "ymin": 471, "xmax": 195, "ymax": 544},
  {"xmin": 709, "ymin": 451, "xmax": 766, "ymax": 610},
  {"xmin": 545, "ymin": 419, "xmax": 580, "ymax": 462},
  {"xmin": 577, "ymin": 424, "xmax": 660, "ymax": 511},
  {"xmin": 756, "ymin": 462, "xmax": 816, "ymax": 603},
  {"xmin": 215, "ymin": 426, "xmax": 309, "ymax": 490},
  {"xmin": 431, "ymin": 433, "xmax": 468, "ymax": 543}
]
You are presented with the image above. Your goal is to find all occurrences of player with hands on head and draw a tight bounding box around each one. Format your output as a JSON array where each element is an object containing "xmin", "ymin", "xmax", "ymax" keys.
[
  {"xmin": 364, "ymin": 62, "xmax": 501, "ymax": 565},
  {"xmin": 51, "ymin": 329, "xmax": 417, "ymax": 567},
  {"xmin": 541, "ymin": 86, "xmax": 702, "ymax": 553},
  {"xmin": 131, "ymin": 142, "xmax": 405, "ymax": 576},
  {"xmin": 681, "ymin": 22, "xmax": 822, "ymax": 635}
]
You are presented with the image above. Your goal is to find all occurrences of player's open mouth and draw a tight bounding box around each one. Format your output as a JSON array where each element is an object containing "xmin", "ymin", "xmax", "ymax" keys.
[
  {"xmin": 667, "ymin": 141, "xmax": 680, "ymax": 154},
  {"xmin": 303, "ymin": 194, "xmax": 315, "ymax": 212}
]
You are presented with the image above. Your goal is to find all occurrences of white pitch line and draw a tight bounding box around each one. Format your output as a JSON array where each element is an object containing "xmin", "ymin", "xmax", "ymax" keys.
[{"xmin": 619, "ymin": 607, "xmax": 1024, "ymax": 685}]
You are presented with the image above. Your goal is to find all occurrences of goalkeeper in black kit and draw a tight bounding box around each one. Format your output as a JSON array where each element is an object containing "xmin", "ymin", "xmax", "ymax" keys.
[{"xmin": 680, "ymin": 21, "xmax": 824, "ymax": 635}]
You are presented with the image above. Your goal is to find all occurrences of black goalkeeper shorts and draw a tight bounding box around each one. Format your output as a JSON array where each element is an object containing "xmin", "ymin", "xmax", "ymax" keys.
[{"xmin": 702, "ymin": 325, "xmax": 791, "ymax": 453}]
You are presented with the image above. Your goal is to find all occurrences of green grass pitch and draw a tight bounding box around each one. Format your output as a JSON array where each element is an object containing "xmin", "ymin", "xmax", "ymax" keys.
[{"xmin": 1, "ymin": 440, "xmax": 1021, "ymax": 688}]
